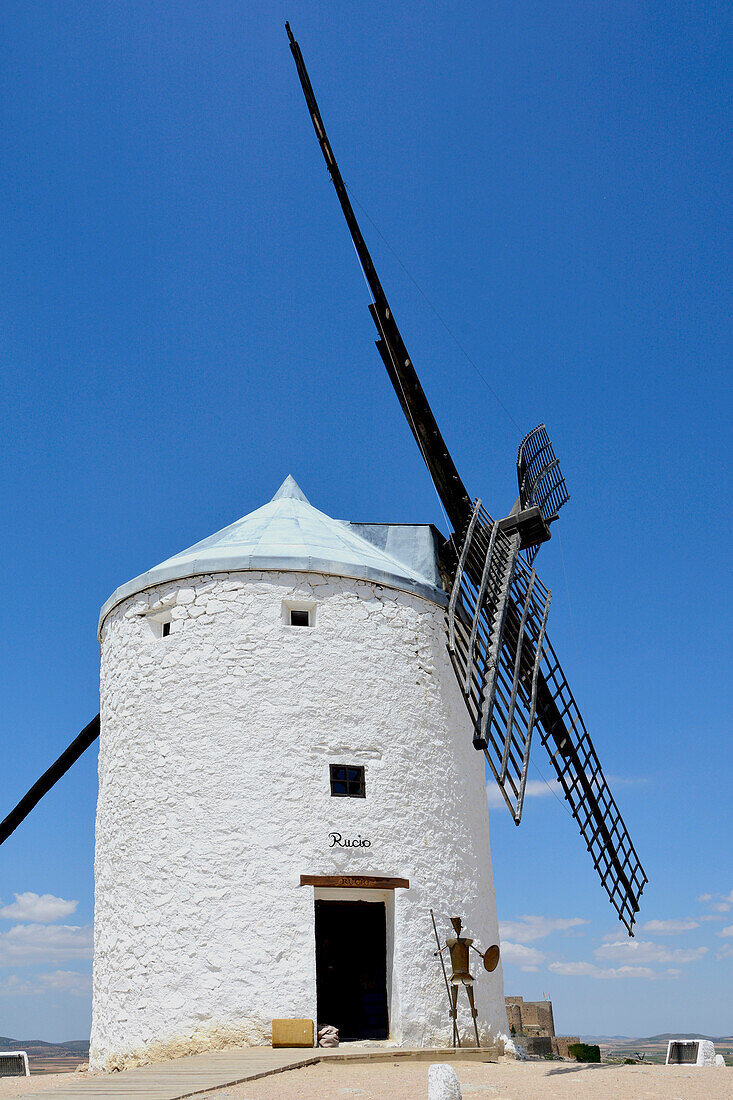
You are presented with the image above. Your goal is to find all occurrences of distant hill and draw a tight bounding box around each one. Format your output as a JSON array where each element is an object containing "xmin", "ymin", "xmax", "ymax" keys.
[
  {"xmin": 644, "ymin": 1033, "xmax": 731, "ymax": 1042},
  {"xmin": 582, "ymin": 1032, "xmax": 733, "ymax": 1067},
  {"xmin": 0, "ymin": 1037, "xmax": 89, "ymax": 1058},
  {"xmin": 581, "ymin": 1035, "xmax": 633, "ymax": 1041},
  {"xmin": 583, "ymin": 1033, "xmax": 732, "ymax": 1043}
]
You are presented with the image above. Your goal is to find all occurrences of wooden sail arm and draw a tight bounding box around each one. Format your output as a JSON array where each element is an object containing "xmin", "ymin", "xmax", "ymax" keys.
[
  {"xmin": 286, "ymin": 23, "xmax": 472, "ymax": 533},
  {"xmin": 287, "ymin": 24, "xmax": 645, "ymax": 933},
  {"xmin": 0, "ymin": 714, "xmax": 100, "ymax": 848}
]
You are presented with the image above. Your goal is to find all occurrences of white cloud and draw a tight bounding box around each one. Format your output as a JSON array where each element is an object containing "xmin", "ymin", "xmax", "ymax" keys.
[
  {"xmin": 500, "ymin": 942, "xmax": 546, "ymax": 971},
  {"xmin": 0, "ymin": 974, "xmax": 35, "ymax": 995},
  {"xmin": 716, "ymin": 944, "xmax": 733, "ymax": 960},
  {"xmin": 487, "ymin": 776, "xmax": 641, "ymax": 811},
  {"xmin": 697, "ymin": 890, "xmax": 733, "ymax": 914},
  {"xmin": 37, "ymin": 970, "xmax": 91, "ymax": 996},
  {"xmin": 486, "ymin": 779, "xmax": 561, "ymax": 809},
  {"xmin": 0, "ymin": 969, "xmax": 90, "ymax": 997},
  {"xmin": 0, "ymin": 923, "xmax": 92, "ymax": 965},
  {"xmin": 500, "ymin": 915, "xmax": 589, "ymax": 944},
  {"xmin": 0, "ymin": 892, "xmax": 78, "ymax": 923},
  {"xmin": 718, "ymin": 926, "xmax": 733, "ymax": 938},
  {"xmin": 642, "ymin": 919, "xmax": 699, "ymax": 934},
  {"xmin": 595, "ymin": 939, "xmax": 707, "ymax": 965},
  {"xmin": 548, "ymin": 961, "xmax": 677, "ymax": 980},
  {"xmin": 548, "ymin": 960, "xmax": 599, "ymax": 977}
]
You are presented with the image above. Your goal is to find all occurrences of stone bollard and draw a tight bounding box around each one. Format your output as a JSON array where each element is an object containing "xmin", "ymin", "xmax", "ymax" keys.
[{"xmin": 428, "ymin": 1063, "xmax": 462, "ymax": 1100}]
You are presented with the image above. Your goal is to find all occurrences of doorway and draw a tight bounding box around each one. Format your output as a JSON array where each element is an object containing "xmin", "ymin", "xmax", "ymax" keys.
[{"xmin": 315, "ymin": 899, "xmax": 389, "ymax": 1040}]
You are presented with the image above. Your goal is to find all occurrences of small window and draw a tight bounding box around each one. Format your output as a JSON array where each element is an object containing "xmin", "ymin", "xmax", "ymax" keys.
[
  {"xmin": 330, "ymin": 764, "xmax": 366, "ymax": 798},
  {"xmin": 290, "ymin": 609, "xmax": 310, "ymax": 627},
  {"xmin": 161, "ymin": 621, "xmax": 171, "ymax": 637}
]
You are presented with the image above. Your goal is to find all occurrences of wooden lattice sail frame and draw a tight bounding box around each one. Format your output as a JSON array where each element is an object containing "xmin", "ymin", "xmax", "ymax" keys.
[
  {"xmin": 286, "ymin": 22, "xmax": 647, "ymax": 933},
  {"xmin": 0, "ymin": 24, "xmax": 648, "ymax": 938}
]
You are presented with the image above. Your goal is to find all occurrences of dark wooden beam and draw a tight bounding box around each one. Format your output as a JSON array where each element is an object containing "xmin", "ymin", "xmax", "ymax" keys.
[
  {"xmin": 0, "ymin": 714, "xmax": 100, "ymax": 848},
  {"xmin": 286, "ymin": 24, "xmax": 473, "ymax": 534},
  {"xmin": 300, "ymin": 874, "xmax": 409, "ymax": 890}
]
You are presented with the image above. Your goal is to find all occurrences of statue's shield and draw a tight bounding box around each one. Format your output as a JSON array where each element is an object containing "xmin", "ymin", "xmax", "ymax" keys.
[{"xmin": 483, "ymin": 945, "xmax": 500, "ymax": 973}]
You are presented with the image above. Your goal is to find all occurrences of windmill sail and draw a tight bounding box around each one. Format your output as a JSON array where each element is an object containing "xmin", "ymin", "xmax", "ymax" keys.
[
  {"xmin": 447, "ymin": 502, "xmax": 551, "ymax": 823},
  {"xmin": 287, "ymin": 23, "xmax": 646, "ymax": 933},
  {"xmin": 1, "ymin": 28, "xmax": 646, "ymax": 938},
  {"xmin": 0, "ymin": 715, "xmax": 100, "ymax": 847},
  {"xmin": 517, "ymin": 423, "xmax": 570, "ymax": 522},
  {"xmin": 534, "ymin": 638, "xmax": 647, "ymax": 933},
  {"xmin": 285, "ymin": 22, "xmax": 471, "ymax": 535},
  {"xmin": 516, "ymin": 424, "xmax": 570, "ymax": 565},
  {"xmin": 442, "ymin": 501, "xmax": 647, "ymax": 934}
]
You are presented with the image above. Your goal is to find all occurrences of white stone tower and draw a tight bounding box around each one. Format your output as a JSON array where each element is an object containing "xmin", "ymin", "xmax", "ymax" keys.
[{"xmin": 90, "ymin": 476, "xmax": 506, "ymax": 1070}]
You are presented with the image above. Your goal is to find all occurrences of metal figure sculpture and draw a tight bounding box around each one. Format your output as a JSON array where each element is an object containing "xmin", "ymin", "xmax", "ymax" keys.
[{"xmin": 432, "ymin": 912, "xmax": 500, "ymax": 1047}]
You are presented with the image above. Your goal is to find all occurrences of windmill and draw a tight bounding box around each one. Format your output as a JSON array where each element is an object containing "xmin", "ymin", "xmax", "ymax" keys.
[
  {"xmin": 0, "ymin": 24, "xmax": 645, "ymax": 947},
  {"xmin": 285, "ymin": 23, "xmax": 646, "ymax": 935}
]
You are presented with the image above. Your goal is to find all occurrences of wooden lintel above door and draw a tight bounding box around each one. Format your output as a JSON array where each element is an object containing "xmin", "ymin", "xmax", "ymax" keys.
[{"xmin": 300, "ymin": 874, "xmax": 409, "ymax": 890}]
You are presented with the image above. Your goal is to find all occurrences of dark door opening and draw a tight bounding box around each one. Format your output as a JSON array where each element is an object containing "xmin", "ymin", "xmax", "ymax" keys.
[
  {"xmin": 315, "ymin": 899, "xmax": 389, "ymax": 1040},
  {"xmin": 667, "ymin": 1042, "xmax": 698, "ymax": 1064}
]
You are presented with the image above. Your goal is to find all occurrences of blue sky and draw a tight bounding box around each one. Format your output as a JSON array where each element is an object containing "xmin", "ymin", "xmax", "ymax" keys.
[{"xmin": 0, "ymin": 1, "xmax": 730, "ymax": 1042}]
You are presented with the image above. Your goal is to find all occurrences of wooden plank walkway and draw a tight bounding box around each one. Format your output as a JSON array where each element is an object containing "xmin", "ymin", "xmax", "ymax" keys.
[
  {"xmin": 22, "ymin": 1049, "xmax": 320, "ymax": 1100},
  {"xmin": 21, "ymin": 1045, "xmax": 501, "ymax": 1100}
]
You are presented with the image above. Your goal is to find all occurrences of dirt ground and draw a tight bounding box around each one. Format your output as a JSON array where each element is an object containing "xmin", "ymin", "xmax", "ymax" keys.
[
  {"xmin": 197, "ymin": 1059, "xmax": 731, "ymax": 1100},
  {"xmin": 0, "ymin": 1061, "xmax": 730, "ymax": 1099},
  {"xmin": 0, "ymin": 1072, "xmax": 87, "ymax": 1097}
]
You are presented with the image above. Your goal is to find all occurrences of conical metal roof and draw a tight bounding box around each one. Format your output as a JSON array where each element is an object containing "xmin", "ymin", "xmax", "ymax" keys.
[{"xmin": 99, "ymin": 476, "xmax": 446, "ymax": 631}]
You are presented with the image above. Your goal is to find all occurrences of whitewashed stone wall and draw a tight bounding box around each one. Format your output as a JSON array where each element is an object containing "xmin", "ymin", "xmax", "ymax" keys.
[{"xmin": 91, "ymin": 570, "xmax": 506, "ymax": 1070}]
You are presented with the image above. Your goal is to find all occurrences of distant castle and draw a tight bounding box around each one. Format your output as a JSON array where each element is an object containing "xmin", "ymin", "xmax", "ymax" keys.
[{"xmin": 505, "ymin": 996, "xmax": 579, "ymax": 1059}]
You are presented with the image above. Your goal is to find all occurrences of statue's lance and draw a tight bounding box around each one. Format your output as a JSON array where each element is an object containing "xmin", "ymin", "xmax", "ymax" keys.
[{"xmin": 430, "ymin": 908, "xmax": 461, "ymax": 1048}]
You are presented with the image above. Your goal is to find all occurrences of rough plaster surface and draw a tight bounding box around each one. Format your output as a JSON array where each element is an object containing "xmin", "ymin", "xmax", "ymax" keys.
[
  {"xmin": 695, "ymin": 1040, "xmax": 716, "ymax": 1068},
  {"xmin": 91, "ymin": 570, "xmax": 506, "ymax": 1071}
]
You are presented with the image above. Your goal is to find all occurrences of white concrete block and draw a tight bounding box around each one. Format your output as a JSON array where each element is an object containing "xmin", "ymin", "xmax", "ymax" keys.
[
  {"xmin": 428, "ymin": 1063, "xmax": 462, "ymax": 1099},
  {"xmin": 699, "ymin": 1040, "xmax": 716, "ymax": 1067},
  {"xmin": 666, "ymin": 1038, "xmax": 717, "ymax": 1066}
]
